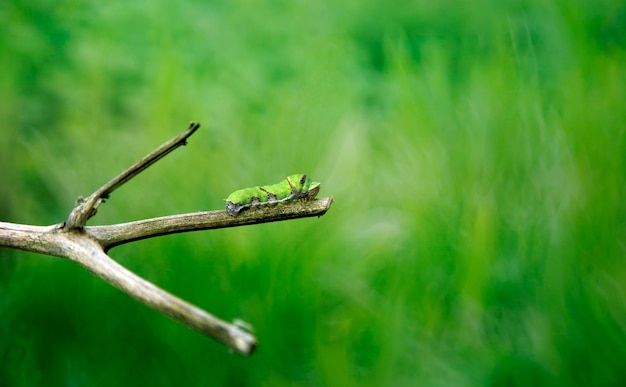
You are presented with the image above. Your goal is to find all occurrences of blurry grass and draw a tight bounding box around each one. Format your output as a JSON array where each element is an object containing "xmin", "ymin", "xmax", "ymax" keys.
[{"xmin": 2, "ymin": 0, "xmax": 626, "ymax": 386}]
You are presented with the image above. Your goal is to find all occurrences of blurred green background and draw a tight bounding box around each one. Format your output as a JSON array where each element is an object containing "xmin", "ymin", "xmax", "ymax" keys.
[{"xmin": 1, "ymin": 0, "xmax": 625, "ymax": 385}]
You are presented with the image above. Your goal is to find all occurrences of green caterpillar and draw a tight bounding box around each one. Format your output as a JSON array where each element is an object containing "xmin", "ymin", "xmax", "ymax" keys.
[{"xmin": 225, "ymin": 174, "xmax": 321, "ymax": 216}]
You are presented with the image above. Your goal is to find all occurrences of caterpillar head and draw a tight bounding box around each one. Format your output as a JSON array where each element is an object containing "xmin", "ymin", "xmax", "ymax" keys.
[{"xmin": 287, "ymin": 174, "xmax": 321, "ymax": 199}]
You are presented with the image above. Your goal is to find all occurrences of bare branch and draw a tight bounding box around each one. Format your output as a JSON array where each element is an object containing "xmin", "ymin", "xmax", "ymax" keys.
[
  {"xmin": 88, "ymin": 197, "xmax": 334, "ymax": 251},
  {"xmin": 65, "ymin": 122, "xmax": 201, "ymax": 229},
  {"xmin": 1, "ymin": 121, "xmax": 335, "ymax": 357},
  {"xmin": 0, "ymin": 222, "xmax": 257, "ymax": 356},
  {"xmin": 0, "ymin": 196, "xmax": 335, "ymax": 355}
]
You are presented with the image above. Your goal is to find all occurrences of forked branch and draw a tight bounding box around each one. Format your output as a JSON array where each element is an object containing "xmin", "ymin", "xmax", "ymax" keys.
[{"xmin": 0, "ymin": 122, "xmax": 333, "ymax": 357}]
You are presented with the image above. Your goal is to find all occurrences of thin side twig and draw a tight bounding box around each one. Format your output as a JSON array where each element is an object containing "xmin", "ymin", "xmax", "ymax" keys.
[{"xmin": 65, "ymin": 122, "xmax": 201, "ymax": 229}]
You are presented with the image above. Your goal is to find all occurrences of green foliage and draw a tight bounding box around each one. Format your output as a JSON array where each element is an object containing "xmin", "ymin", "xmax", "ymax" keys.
[{"xmin": 1, "ymin": 0, "xmax": 625, "ymax": 385}]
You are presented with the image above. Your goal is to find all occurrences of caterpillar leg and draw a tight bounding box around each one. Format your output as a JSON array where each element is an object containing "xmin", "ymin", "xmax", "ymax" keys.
[{"xmin": 226, "ymin": 201, "xmax": 245, "ymax": 216}]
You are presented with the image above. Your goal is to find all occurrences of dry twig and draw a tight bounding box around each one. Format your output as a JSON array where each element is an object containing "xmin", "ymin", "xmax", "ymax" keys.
[{"xmin": 0, "ymin": 122, "xmax": 333, "ymax": 356}]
